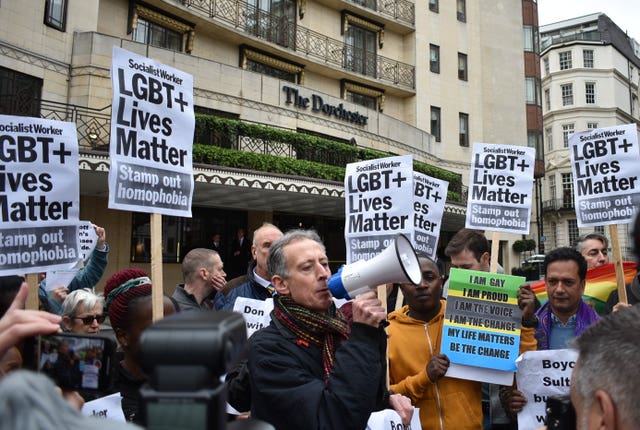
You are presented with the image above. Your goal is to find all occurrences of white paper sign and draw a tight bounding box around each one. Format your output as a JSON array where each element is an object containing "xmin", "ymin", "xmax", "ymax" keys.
[
  {"xmin": 82, "ymin": 392, "xmax": 126, "ymax": 422},
  {"xmin": 43, "ymin": 269, "xmax": 79, "ymax": 292},
  {"xmin": 109, "ymin": 47, "xmax": 195, "ymax": 217},
  {"xmin": 366, "ymin": 407, "xmax": 422, "ymax": 430},
  {"xmin": 413, "ymin": 172, "xmax": 448, "ymax": 259},
  {"xmin": 465, "ymin": 143, "xmax": 535, "ymax": 234},
  {"xmin": 233, "ymin": 297, "xmax": 273, "ymax": 338},
  {"xmin": 78, "ymin": 221, "xmax": 99, "ymax": 261},
  {"xmin": 569, "ymin": 123, "xmax": 640, "ymax": 227},
  {"xmin": 344, "ymin": 155, "xmax": 414, "ymax": 264},
  {"xmin": 516, "ymin": 349, "xmax": 578, "ymax": 430},
  {"xmin": 0, "ymin": 115, "xmax": 80, "ymax": 276}
]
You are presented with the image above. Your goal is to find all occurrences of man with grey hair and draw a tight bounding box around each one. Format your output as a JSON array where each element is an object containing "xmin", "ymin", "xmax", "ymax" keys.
[
  {"xmin": 570, "ymin": 305, "xmax": 640, "ymax": 429},
  {"xmin": 575, "ymin": 232, "xmax": 609, "ymax": 269},
  {"xmin": 247, "ymin": 229, "xmax": 413, "ymax": 430},
  {"xmin": 172, "ymin": 248, "xmax": 226, "ymax": 311}
]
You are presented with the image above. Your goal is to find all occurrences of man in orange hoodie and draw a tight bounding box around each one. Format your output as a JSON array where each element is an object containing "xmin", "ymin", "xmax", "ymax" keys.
[{"xmin": 388, "ymin": 256, "xmax": 537, "ymax": 430}]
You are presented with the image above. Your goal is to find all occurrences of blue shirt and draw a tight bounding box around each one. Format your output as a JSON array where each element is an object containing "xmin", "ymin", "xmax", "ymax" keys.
[{"xmin": 549, "ymin": 313, "xmax": 577, "ymax": 350}]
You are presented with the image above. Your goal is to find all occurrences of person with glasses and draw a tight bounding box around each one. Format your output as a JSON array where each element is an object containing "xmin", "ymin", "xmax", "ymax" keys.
[
  {"xmin": 387, "ymin": 256, "xmax": 537, "ymax": 430},
  {"xmin": 60, "ymin": 289, "xmax": 106, "ymax": 335}
]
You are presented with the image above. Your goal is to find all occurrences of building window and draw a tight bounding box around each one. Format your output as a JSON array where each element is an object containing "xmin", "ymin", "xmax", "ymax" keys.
[
  {"xmin": 343, "ymin": 15, "xmax": 379, "ymax": 78},
  {"xmin": 594, "ymin": 225, "xmax": 605, "ymax": 235},
  {"xmin": 458, "ymin": 53, "xmax": 468, "ymax": 81},
  {"xmin": 549, "ymin": 174, "xmax": 556, "ymax": 202},
  {"xmin": 132, "ymin": 6, "xmax": 195, "ymax": 52},
  {"xmin": 246, "ymin": 0, "xmax": 296, "ymax": 48},
  {"xmin": 562, "ymin": 123, "xmax": 574, "ymax": 148},
  {"xmin": 133, "ymin": 18, "xmax": 183, "ymax": 51},
  {"xmin": 430, "ymin": 44, "xmax": 440, "ymax": 73},
  {"xmin": 342, "ymin": 80, "xmax": 384, "ymax": 112},
  {"xmin": 550, "ymin": 222, "xmax": 557, "ymax": 249},
  {"xmin": 561, "ymin": 83, "xmax": 573, "ymax": 106},
  {"xmin": 568, "ymin": 219, "xmax": 579, "ymax": 245},
  {"xmin": 587, "ymin": 122, "xmax": 598, "ymax": 130},
  {"xmin": 457, "ymin": 0, "xmax": 466, "ymax": 22},
  {"xmin": 528, "ymin": 131, "xmax": 542, "ymax": 156},
  {"xmin": 241, "ymin": 46, "xmax": 304, "ymax": 84},
  {"xmin": 0, "ymin": 66, "xmax": 43, "ymax": 117},
  {"xmin": 546, "ymin": 127, "xmax": 553, "ymax": 151},
  {"xmin": 543, "ymin": 57, "xmax": 550, "ymax": 76},
  {"xmin": 544, "ymin": 88, "xmax": 550, "ymax": 111},
  {"xmin": 523, "ymin": 25, "xmax": 534, "ymax": 52},
  {"xmin": 131, "ymin": 208, "xmax": 246, "ymax": 263},
  {"xmin": 583, "ymin": 49, "xmax": 594, "ymax": 68},
  {"xmin": 44, "ymin": 0, "xmax": 67, "ymax": 31},
  {"xmin": 429, "ymin": 0, "xmax": 439, "ymax": 13},
  {"xmin": 459, "ymin": 113, "xmax": 469, "ymax": 147},
  {"xmin": 585, "ymin": 82, "xmax": 595, "ymax": 104},
  {"xmin": 562, "ymin": 173, "xmax": 574, "ymax": 208},
  {"xmin": 559, "ymin": 51, "xmax": 572, "ymax": 70},
  {"xmin": 431, "ymin": 106, "xmax": 441, "ymax": 142},
  {"xmin": 526, "ymin": 77, "xmax": 540, "ymax": 105}
]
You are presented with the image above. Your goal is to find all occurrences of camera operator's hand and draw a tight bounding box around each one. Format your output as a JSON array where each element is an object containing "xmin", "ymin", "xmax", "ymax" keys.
[
  {"xmin": 0, "ymin": 283, "xmax": 61, "ymax": 357},
  {"xmin": 352, "ymin": 291, "xmax": 387, "ymax": 328},
  {"xmin": 426, "ymin": 353, "xmax": 450, "ymax": 383},
  {"xmin": 389, "ymin": 393, "xmax": 414, "ymax": 427}
]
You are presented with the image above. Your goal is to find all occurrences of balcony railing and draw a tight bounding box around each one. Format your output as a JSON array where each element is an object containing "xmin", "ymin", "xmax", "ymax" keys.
[
  {"xmin": 349, "ymin": 0, "xmax": 415, "ymax": 26},
  {"xmin": 542, "ymin": 198, "xmax": 575, "ymax": 212},
  {"xmin": 182, "ymin": 0, "xmax": 415, "ymax": 89}
]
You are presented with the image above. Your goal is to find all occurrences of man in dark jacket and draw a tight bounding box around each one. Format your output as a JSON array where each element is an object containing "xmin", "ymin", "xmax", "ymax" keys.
[
  {"xmin": 247, "ymin": 229, "xmax": 413, "ymax": 430},
  {"xmin": 214, "ymin": 223, "xmax": 282, "ymax": 311}
]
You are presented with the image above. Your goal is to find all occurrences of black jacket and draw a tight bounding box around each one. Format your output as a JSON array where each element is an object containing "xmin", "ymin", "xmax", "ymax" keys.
[{"xmin": 248, "ymin": 310, "xmax": 389, "ymax": 430}]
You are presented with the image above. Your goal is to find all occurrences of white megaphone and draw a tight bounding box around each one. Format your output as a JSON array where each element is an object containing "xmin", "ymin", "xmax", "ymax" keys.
[{"xmin": 328, "ymin": 234, "xmax": 422, "ymax": 300}]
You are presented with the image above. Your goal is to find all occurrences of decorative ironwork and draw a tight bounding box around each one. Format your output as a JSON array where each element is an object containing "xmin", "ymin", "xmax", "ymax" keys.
[
  {"xmin": 349, "ymin": 0, "xmax": 415, "ymax": 26},
  {"xmin": 181, "ymin": 0, "xmax": 414, "ymax": 89}
]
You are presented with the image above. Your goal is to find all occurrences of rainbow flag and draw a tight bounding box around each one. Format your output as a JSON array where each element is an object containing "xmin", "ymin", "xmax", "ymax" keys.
[{"xmin": 530, "ymin": 262, "xmax": 638, "ymax": 314}]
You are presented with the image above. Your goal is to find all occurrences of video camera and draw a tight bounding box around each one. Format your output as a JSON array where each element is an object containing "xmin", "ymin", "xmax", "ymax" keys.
[{"xmin": 138, "ymin": 310, "xmax": 273, "ymax": 430}]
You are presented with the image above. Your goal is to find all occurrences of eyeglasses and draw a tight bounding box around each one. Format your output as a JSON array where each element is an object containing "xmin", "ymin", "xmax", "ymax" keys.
[{"xmin": 72, "ymin": 314, "xmax": 106, "ymax": 325}]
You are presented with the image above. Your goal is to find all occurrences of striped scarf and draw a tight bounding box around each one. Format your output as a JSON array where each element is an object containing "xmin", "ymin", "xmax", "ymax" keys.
[{"xmin": 274, "ymin": 295, "xmax": 350, "ymax": 383}]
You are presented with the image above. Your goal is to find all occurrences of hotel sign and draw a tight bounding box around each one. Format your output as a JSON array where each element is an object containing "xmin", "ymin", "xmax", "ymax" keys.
[{"xmin": 282, "ymin": 86, "xmax": 368, "ymax": 126}]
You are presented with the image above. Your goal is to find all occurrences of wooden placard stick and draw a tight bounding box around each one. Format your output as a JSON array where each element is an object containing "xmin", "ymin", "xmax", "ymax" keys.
[
  {"xmin": 608, "ymin": 224, "xmax": 628, "ymax": 304},
  {"xmin": 26, "ymin": 273, "xmax": 40, "ymax": 310},
  {"xmin": 490, "ymin": 231, "xmax": 500, "ymax": 274},
  {"xmin": 150, "ymin": 213, "xmax": 164, "ymax": 322}
]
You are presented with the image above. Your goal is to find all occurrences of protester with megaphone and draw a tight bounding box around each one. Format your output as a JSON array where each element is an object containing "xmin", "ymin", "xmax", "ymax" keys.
[{"xmin": 247, "ymin": 229, "xmax": 414, "ymax": 430}]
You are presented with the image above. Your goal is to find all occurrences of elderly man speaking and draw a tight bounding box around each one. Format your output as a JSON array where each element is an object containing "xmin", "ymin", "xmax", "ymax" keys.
[{"xmin": 247, "ymin": 229, "xmax": 413, "ymax": 430}]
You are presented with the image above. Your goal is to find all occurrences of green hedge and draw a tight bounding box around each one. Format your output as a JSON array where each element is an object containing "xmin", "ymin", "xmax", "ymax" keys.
[{"xmin": 194, "ymin": 114, "xmax": 463, "ymax": 200}]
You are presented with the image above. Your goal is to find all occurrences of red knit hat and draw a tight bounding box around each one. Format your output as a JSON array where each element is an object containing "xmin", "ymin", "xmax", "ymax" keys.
[{"xmin": 103, "ymin": 268, "xmax": 152, "ymax": 330}]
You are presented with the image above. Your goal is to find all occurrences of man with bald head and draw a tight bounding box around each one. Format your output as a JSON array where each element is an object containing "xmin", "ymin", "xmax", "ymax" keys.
[{"xmin": 214, "ymin": 222, "xmax": 283, "ymax": 310}]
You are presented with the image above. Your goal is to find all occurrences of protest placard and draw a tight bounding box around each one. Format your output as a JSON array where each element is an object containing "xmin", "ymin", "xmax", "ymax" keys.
[
  {"xmin": 413, "ymin": 172, "xmax": 448, "ymax": 260},
  {"xmin": 0, "ymin": 114, "xmax": 80, "ymax": 276},
  {"xmin": 233, "ymin": 297, "xmax": 274, "ymax": 338},
  {"xmin": 344, "ymin": 155, "xmax": 414, "ymax": 264},
  {"xmin": 465, "ymin": 143, "xmax": 535, "ymax": 234},
  {"xmin": 108, "ymin": 46, "xmax": 194, "ymax": 217},
  {"xmin": 367, "ymin": 407, "xmax": 422, "ymax": 430},
  {"xmin": 77, "ymin": 220, "xmax": 99, "ymax": 262},
  {"xmin": 516, "ymin": 349, "xmax": 578, "ymax": 430},
  {"xmin": 570, "ymin": 123, "xmax": 640, "ymax": 227},
  {"xmin": 441, "ymin": 269, "xmax": 524, "ymax": 375},
  {"xmin": 82, "ymin": 392, "xmax": 126, "ymax": 422}
]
